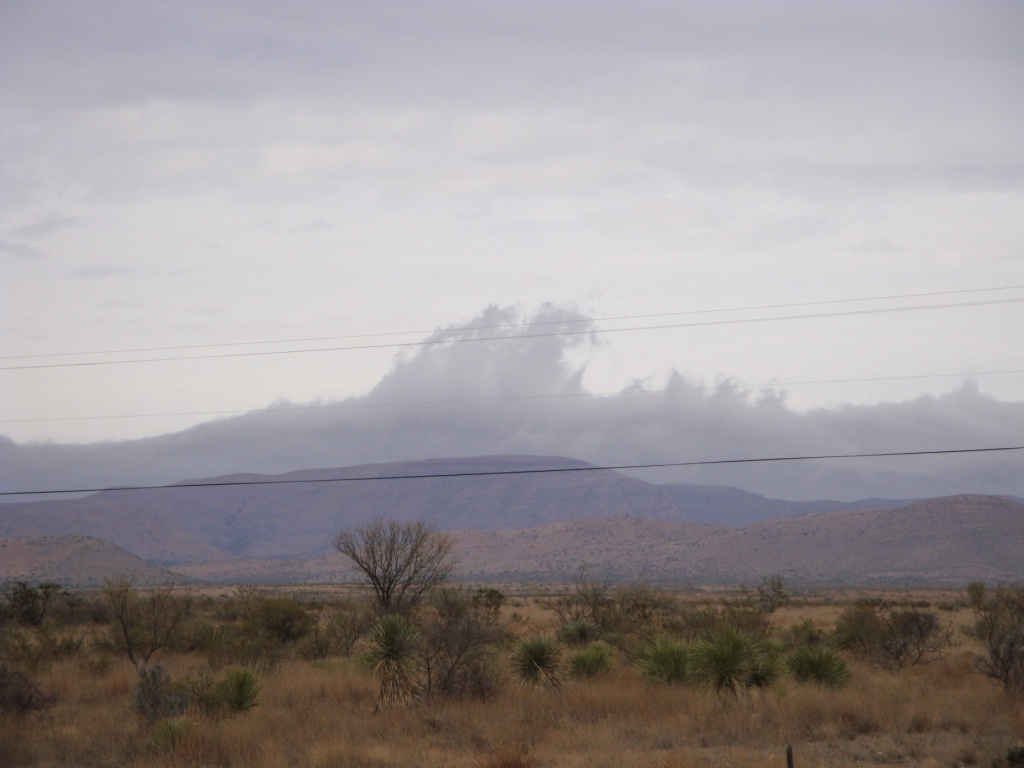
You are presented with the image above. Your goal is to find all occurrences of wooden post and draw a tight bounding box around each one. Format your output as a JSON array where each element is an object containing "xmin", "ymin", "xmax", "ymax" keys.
[{"xmin": 786, "ymin": 744, "xmax": 794, "ymax": 768}]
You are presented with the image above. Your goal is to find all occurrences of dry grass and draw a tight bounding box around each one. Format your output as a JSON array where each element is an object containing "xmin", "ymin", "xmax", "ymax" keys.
[{"xmin": 1, "ymin": 590, "xmax": 1022, "ymax": 768}]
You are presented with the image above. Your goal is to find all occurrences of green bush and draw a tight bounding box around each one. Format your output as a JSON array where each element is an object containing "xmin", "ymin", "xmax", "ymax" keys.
[
  {"xmin": 569, "ymin": 641, "xmax": 615, "ymax": 679},
  {"xmin": 512, "ymin": 636, "xmax": 563, "ymax": 689},
  {"xmin": 639, "ymin": 638, "xmax": 690, "ymax": 685},
  {"xmin": 134, "ymin": 665, "xmax": 188, "ymax": 722},
  {"xmin": 251, "ymin": 597, "xmax": 312, "ymax": 644},
  {"xmin": 782, "ymin": 619, "xmax": 824, "ymax": 650},
  {"xmin": 787, "ymin": 645, "xmax": 851, "ymax": 688}
]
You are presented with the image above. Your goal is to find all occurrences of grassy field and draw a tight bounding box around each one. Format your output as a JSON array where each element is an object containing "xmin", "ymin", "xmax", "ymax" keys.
[{"xmin": 1, "ymin": 582, "xmax": 1022, "ymax": 768}]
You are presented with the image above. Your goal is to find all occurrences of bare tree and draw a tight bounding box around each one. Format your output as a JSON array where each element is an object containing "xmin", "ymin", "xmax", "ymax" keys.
[
  {"xmin": 333, "ymin": 520, "xmax": 456, "ymax": 614},
  {"xmin": 103, "ymin": 576, "xmax": 192, "ymax": 669}
]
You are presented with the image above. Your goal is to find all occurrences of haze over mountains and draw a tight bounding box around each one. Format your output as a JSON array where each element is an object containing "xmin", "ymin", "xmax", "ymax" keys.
[{"xmin": 0, "ymin": 455, "xmax": 918, "ymax": 564}]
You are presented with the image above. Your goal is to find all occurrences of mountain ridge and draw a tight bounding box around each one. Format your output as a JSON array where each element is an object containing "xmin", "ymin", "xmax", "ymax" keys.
[{"xmin": 0, "ymin": 454, "xmax": 917, "ymax": 563}]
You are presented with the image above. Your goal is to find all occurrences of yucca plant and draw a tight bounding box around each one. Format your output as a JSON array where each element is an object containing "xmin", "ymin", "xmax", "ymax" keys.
[
  {"xmin": 747, "ymin": 641, "xmax": 785, "ymax": 689},
  {"xmin": 787, "ymin": 645, "xmax": 851, "ymax": 689},
  {"xmin": 569, "ymin": 641, "xmax": 615, "ymax": 679},
  {"xmin": 215, "ymin": 667, "xmax": 262, "ymax": 713},
  {"xmin": 559, "ymin": 620, "xmax": 599, "ymax": 646},
  {"xmin": 149, "ymin": 718, "xmax": 192, "ymax": 752},
  {"xmin": 362, "ymin": 614, "xmax": 419, "ymax": 711},
  {"xmin": 638, "ymin": 638, "xmax": 690, "ymax": 685},
  {"xmin": 513, "ymin": 636, "xmax": 563, "ymax": 689},
  {"xmin": 690, "ymin": 627, "xmax": 756, "ymax": 695}
]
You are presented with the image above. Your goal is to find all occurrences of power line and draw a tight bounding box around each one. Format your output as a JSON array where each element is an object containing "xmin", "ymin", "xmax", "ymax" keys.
[
  {"xmin": 2, "ymin": 367, "xmax": 1021, "ymax": 425},
  {"xmin": 4, "ymin": 284, "xmax": 1022, "ymax": 363},
  {"xmin": 2, "ymin": 297, "xmax": 1020, "ymax": 373},
  {"xmin": 2, "ymin": 445, "xmax": 1021, "ymax": 498}
]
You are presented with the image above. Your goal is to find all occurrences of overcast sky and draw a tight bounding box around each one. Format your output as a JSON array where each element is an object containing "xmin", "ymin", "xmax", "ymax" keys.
[{"xmin": 1, "ymin": 1, "xmax": 1022, "ymax": 498}]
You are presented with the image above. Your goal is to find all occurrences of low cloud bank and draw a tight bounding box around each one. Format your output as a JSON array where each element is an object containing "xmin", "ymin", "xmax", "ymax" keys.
[{"xmin": 2, "ymin": 305, "xmax": 1022, "ymax": 501}]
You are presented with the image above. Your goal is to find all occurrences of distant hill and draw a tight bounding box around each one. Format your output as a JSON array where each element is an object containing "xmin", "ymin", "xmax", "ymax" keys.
[
  {"xmin": 0, "ymin": 455, "xmax": 911, "ymax": 563},
  {"xmin": 169, "ymin": 494, "xmax": 1024, "ymax": 586},
  {"xmin": 0, "ymin": 536, "xmax": 179, "ymax": 587}
]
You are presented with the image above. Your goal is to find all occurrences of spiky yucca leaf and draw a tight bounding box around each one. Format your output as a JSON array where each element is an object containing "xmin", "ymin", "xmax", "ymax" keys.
[
  {"xmin": 691, "ymin": 627, "xmax": 755, "ymax": 695},
  {"xmin": 215, "ymin": 668, "xmax": 262, "ymax": 713},
  {"xmin": 513, "ymin": 636, "xmax": 563, "ymax": 689},
  {"xmin": 639, "ymin": 638, "xmax": 690, "ymax": 685},
  {"xmin": 787, "ymin": 645, "xmax": 851, "ymax": 688},
  {"xmin": 362, "ymin": 614, "xmax": 419, "ymax": 711},
  {"xmin": 747, "ymin": 642, "xmax": 785, "ymax": 689}
]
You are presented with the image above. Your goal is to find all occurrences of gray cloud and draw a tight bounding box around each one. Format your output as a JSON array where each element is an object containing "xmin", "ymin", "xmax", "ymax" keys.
[
  {"xmin": 1, "ymin": 305, "xmax": 1020, "ymax": 502},
  {"xmin": 0, "ymin": 240, "xmax": 42, "ymax": 259},
  {"xmin": 69, "ymin": 265, "xmax": 128, "ymax": 280},
  {"xmin": 9, "ymin": 213, "xmax": 80, "ymax": 239}
]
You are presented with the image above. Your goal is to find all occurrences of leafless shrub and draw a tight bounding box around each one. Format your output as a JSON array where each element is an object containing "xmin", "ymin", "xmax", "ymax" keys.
[
  {"xmin": 418, "ymin": 585, "xmax": 504, "ymax": 701},
  {"xmin": 966, "ymin": 582, "xmax": 1024, "ymax": 695},
  {"xmin": 333, "ymin": 519, "xmax": 455, "ymax": 614},
  {"xmin": 103, "ymin": 577, "xmax": 192, "ymax": 669}
]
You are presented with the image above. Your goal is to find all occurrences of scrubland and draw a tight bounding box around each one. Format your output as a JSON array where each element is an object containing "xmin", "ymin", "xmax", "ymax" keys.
[{"xmin": 1, "ymin": 580, "xmax": 1022, "ymax": 768}]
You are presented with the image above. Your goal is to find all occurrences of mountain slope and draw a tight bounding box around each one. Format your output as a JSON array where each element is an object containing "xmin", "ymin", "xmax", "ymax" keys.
[
  {"xmin": 0, "ymin": 454, "xmax": 912, "ymax": 563},
  {"xmin": 169, "ymin": 494, "xmax": 1024, "ymax": 586},
  {"xmin": 0, "ymin": 536, "xmax": 179, "ymax": 587}
]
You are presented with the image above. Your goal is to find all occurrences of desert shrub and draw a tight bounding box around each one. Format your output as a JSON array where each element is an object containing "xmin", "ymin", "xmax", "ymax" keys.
[
  {"xmin": 362, "ymin": 614, "xmax": 419, "ymax": 711},
  {"xmin": 753, "ymin": 575, "xmax": 791, "ymax": 614},
  {"xmin": 3, "ymin": 582, "xmax": 61, "ymax": 627},
  {"xmin": 216, "ymin": 667, "xmax": 262, "ymax": 713},
  {"xmin": 606, "ymin": 583, "xmax": 695, "ymax": 649},
  {"xmin": 46, "ymin": 591, "xmax": 108, "ymax": 626},
  {"xmin": 299, "ymin": 602, "xmax": 372, "ymax": 661},
  {"xmin": 639, "ymin": 638, "xmax": 690, "ymax": 685},
  {"xmin": 418, "ymin": 586, "xmax": 503, "ymax": 701},
  {"xmin": 0, "ymin": 626, "xmax": 84, "ymax": 672},
  {"xmin": 569, "ymin": 641, "xmax": 615, "ymax": 679},
  {"xmin": 787, "ymin": 645, "xmax": 851, "ymax": 688},
  {"xmin": 834, "ymin": 600, "xmax": 951, "ymax": 671},
  {"xmin": 559, "ymin": 619, "xmax": 600, "ymax": 645},
  {"xmin": 180, "ymin": 671, "xmax": 222, "ymax": 714},
  {"xmin": 512, "ymin": 636, "xmax": 563, "ymax": 689},
  {"xmin": 105, "ymin": 578, "xmax": 193, "ymax": 669},
  {"xmin": 966, "ymin": 583, "xmax": 1024, "ymax": 695},
  {"xmin": 134, "ymin": 665, "xmax": 188, "ymax": 723},
  {"xmin": 472, "ymin": 588, "xmax": 507, "ymax": 624},
  {"xmin": 250, "ymin": 597, "xmax": 312, "ymax": 645},
  {"xmin": 204, "ymin": 622, "xmax": 284, "ymax": 671},
  {"xmin": 782, "ymin": 619, "xmax": 824, "ymax": 650},
  {"xmin": 0, "ymin": 662, "xmax": 57, "ymax": 716},
  {"xmin": 833, "ymin": 602, "xmax": 883, "ymax": 651}
]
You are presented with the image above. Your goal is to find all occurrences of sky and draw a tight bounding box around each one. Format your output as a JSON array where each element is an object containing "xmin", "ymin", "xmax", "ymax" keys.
[{"xmin": 1, "ymin": 1, "xmax": 1023, "ymax": 499}]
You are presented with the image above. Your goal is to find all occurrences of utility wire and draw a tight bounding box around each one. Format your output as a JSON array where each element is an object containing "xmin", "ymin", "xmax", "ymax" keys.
[
  {"xmin": 2, "ymin": 297, "xmax": 1021, "ymax": 373},
  {"xmin": 2, "ymin": 446, "xmax": 1021, "ymax": 498},
  {"xmin": 3, "ymin": 283, "xmax": 1021, "ymax": 362},
  {"xmin": 2, "ymin": 367, "xmax": 1021, "ymax": 425}
]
